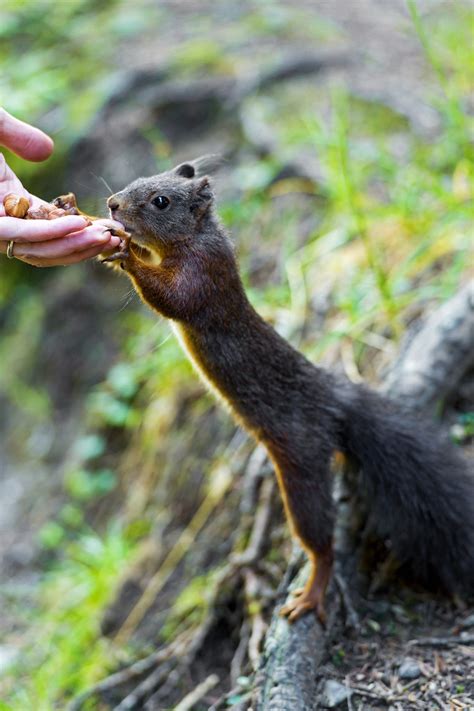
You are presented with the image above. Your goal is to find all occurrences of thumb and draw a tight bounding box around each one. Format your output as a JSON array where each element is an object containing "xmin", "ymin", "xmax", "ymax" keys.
[{"xmin": 0, "ymin": 108, "xmax": 54, "ymax": 162}]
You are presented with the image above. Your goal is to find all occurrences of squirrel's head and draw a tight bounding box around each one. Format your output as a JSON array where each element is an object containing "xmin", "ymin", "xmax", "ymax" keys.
[{"xmin": 107, "ymin": 161, "xmax": 215, "ymax": 251}]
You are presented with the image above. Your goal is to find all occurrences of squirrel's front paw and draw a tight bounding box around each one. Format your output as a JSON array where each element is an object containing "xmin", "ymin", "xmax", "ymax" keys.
[{"xmin": 101, "ymin": 234, "xmax": 132, "ymax": 269}]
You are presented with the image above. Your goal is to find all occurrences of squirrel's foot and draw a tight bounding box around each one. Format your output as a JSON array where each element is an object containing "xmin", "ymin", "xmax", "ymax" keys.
[
  {"xmin": 280, "ymin": 549, "xmax": 333, "ymax": 624},
  {"xmin": 280, "ymin": 585, "xmax": 327, "ymax": 624},
  {"xmin": 101, "ymin": 234, "xmax": 132, "ymax": 268}
]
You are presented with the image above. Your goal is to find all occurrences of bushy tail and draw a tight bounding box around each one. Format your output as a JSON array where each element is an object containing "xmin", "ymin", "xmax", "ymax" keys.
[{"xmin": 339, "ymin": 384, "xmax": 474, "ymax": 596}]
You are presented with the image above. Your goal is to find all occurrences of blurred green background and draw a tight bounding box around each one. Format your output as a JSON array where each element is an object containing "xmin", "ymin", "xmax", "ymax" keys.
[{"xmin": 0, "ymin": 1, "xmax": 472, "ymax": 709}]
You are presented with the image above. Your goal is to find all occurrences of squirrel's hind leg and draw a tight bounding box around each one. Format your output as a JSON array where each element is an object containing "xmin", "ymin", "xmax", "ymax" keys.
[
  {"xmin": 280, "ymin": 547, "xmax": 334, "ymax": 624},
  {"xmin": 270, "ymin": 448, "xmax": 335, "ymax": 624}
]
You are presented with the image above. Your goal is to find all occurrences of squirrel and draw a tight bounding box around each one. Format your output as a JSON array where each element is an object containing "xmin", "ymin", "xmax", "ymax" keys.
[{"xmin": 102, "ymin": 159, "xmax": 474, "ymax": 623}]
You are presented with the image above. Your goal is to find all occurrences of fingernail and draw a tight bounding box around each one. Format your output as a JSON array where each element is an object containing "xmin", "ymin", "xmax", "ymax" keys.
[
  {"xmin": 109, "ymin": 236, "xmax": 121, "ymax": 247},
  {"xmin": 63, "ymin": 216, "xmax": 89, "ymax": 229},
  {"xmin": 95, "ymin": 230, "xmax": 111, "ymax": 241}
]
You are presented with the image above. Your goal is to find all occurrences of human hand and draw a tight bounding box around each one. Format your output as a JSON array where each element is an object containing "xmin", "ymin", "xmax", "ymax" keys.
[{"xmin": 0, "ymin": 108, "xmax": 122, "ymax": 266}]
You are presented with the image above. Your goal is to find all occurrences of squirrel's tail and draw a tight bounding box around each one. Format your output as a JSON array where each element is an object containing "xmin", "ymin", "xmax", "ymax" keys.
[{"xmin": 339, "ymin": 384, "xmax": 474, "ymax": 596}]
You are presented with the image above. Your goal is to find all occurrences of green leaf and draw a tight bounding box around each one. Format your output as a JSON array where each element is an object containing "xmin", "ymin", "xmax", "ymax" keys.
[
  {"xmin": 73, "ymin": 434, "xmax": 106, "ymax": 461},
  {"xmin": 39, "ymin": 521, "xmax": 65, "ymax": 549}
]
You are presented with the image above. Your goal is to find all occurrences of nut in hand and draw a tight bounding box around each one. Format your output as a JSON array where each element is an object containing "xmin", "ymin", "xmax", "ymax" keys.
[
  {"xmin": 27, "ymin": 205, "xmax": 55, "ymax": 220},
  {"xmin": 47, "ymin": 207, "xmax": 68, "ymax": 219},
  {"xmin": 3, "ymin": 193, "xmax": 30, "ymax": 218},
  {"xmin": 4, "ymin": 191, "xmax": 95, "ymax": 224}
]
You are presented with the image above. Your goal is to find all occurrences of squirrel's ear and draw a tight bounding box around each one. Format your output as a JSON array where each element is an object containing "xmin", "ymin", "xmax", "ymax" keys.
[
  {"xmin": 174, "ymin": 162, "xmax": 195, "ymax": 179},
  {"xmin": 191, "ymin": 177, "xmax": 213, "ymax": 218}
]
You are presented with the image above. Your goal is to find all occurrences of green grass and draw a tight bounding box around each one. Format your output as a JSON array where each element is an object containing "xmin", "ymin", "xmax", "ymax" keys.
[{"xmin": 2, "ymin": 527, "xmax": 136, "ymax": 710}]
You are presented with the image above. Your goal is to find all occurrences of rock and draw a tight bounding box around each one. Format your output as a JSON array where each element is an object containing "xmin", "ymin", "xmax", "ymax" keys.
[
  {"xmin": 321, "ymin": 680, "xmax": 353, "ymax": 708},
  {"xmin": 398, "ymin": 658, "xmax": 422, "ymax": 680}
]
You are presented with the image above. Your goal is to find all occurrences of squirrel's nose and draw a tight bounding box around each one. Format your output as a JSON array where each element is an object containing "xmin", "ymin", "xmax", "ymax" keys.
[{"xmin": 107, "ymin": 195, "xmax": 121, "ymax": 211}]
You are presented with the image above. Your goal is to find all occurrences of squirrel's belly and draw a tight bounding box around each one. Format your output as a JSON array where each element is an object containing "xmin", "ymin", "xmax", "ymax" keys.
[
  {"xmin": 171, "ymin": 322, "xmax": 239, "ymax": 416},
  {"xmin": 171, "ymin": 321, "xmax": 280, "ymax": 440}
]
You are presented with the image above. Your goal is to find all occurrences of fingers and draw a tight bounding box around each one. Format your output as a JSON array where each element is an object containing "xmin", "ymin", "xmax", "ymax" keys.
[
  {"xmin": 0, "ymin": 108, "xmax": 54, "ymax": 162},
  {"xmin": 18, "ymin": 243, "xmax": 114, "ymax": 268},
  {"xmin": 0, "ymin": 215, "xmax": 89, "ymax": 243},
  {"xmin": 93, "ymin": 217, "xmax": 126, "ymax": 233},
  {"xmin": 2, "ymin": 226, "xmax": 121, "ymax": 260}
]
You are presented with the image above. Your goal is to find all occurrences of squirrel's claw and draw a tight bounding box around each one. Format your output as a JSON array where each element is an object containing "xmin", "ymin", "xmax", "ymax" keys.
[
  {"xmin": 280, "ymin": 597, "xmax": 327, "ymax": 625},
  {"xmin": 280, "ymin": 586, "xmax": 327, "ymax": 625},
  {"xmin": 108, "ymin": 227, "xmax": 130, "ymax": 239},
  {"xmin": 101, "ymin": 234, "xmax": 132, "ymax": 266},
  {"xmin": 101, "ymin": 251, "xmax": 129, "ymax": 264}
]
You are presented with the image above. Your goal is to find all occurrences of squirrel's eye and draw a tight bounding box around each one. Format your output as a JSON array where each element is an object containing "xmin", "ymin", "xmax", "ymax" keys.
[{"xmin": 152, "ymin": 196, "xmax": 170, "ymax": 210}]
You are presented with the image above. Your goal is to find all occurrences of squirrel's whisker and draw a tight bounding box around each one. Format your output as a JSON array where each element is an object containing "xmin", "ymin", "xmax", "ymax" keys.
[{"xmin": 91, "ymin": 172, "xmax": 114, "ymax": 195}]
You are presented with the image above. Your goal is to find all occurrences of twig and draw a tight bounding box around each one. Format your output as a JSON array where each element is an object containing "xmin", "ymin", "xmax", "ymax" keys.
[
  {"xmin": 66, "ymin": 631, "xmax": 191, "ymax": 711},
  {"xmin": 334, "ymin": 571, "xmax": 360, "ymax": 631},
  {"xmin": 248, "ymin": 607, "xmax": 267, "ymax": 673},
  {"xmin": 345, "ymin": 675, "xmax": 355, "ymax": 711},
  {"xmin": 113, "ymin": 607, "xmax": 222, "ymax": 711},
  {"xmin": 243, "ymin": 568, "xmax": 268, "ymax": 671},
  {"xmin": 230, "ymin": 621, "xmax": 250, "ymax": 687},
  {"xmin": 232, "ymin": 478, "xmax": 276, "ymax": 567},
  {"xmin": 340, "ymin": 338, "xmax": 364, "ymax": 384},
  {"xmin": 348, "ymin": 684, "xmax": 426, "ymax": 708},
  {"xmin": 114, "ymin": 662, "xmax": 176, "ymax": 711},
  {"xmin": 407, "ymin": 635, "xmax": 474, "ymax": 648},
  {"xmin": 429, "ymin": 692, "xmax": 448, "ymax": 710},
  {"xmin": 349, "ymin": 685, "xmax": 390, "ymax": 701},
  {"xmin": 208, "ymin": 686, "xmax": 251, "ymax": 711},
  {"xmin": 240, "ymin": 444, "xmax": 270, "ymax": 515},
  {"xmin": 174, "ymin": 674, "xmax": 220, "ymax": 711}
]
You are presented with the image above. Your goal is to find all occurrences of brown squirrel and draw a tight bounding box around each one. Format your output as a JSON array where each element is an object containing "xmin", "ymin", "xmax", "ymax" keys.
[{"xmin": 103, "ymin": 160, "xmax": 474, "ymax": 623}]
